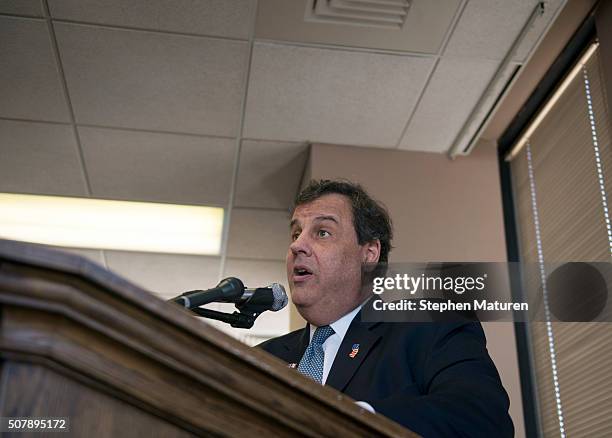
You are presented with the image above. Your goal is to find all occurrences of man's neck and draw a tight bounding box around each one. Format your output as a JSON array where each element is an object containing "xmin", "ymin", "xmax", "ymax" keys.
[
  {"xmin": 308, "ymin": 303, "xmax": 363, "ymax": 341},
  {"xmin": 302, "ymin": 294, "xmax": 371, "ymax": 327}
]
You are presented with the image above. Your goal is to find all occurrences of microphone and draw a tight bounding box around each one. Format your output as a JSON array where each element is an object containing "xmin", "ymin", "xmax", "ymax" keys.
[
  {"xmin": 235, "ymin": 283, "xmax": 288, "ymax": 314},
  {"xmin": 171, "ymin": 278, "xmax": 288, "ymax": 314},
  {"xmin": 171, "ymin": 277, "xmax": 245, "ymax": 309}
]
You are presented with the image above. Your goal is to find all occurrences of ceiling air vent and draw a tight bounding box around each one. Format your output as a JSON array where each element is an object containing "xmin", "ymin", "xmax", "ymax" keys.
[{"xmin": 305, "ymin": 0, "xmax": 411, "ymax": 30}]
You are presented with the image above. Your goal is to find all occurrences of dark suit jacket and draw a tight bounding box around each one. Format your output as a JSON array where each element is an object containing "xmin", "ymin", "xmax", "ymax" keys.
[{"xmin": 259, "ymin": 316, "xmax": 514, "ymax": 437}]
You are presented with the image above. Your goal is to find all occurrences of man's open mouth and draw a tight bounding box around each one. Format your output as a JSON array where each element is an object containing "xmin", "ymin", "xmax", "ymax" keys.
[{"xmin": 293, "ymin": 266, "xmax": 313, "ymax": 281}]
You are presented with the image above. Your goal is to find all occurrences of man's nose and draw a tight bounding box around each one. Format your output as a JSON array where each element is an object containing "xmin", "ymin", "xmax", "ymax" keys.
[{"xmin": 289, "ymin": 232, "xmax": 312, "ymax": 256}]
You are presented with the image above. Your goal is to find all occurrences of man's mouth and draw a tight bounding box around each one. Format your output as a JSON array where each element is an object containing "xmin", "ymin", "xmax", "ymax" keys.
[{"xmin": 292, "ymin": 266, "xmax": 313, "ymax": 282}]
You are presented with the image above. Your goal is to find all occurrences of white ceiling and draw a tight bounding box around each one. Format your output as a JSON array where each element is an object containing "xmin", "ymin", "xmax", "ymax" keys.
[
  {"xmin": 399, "ymin": 56, "xmax": 502, "ymax": 152},
  {"xmin": 0, "ymin": 0, "xmax": 567, "ymax": 339},
  {"xmin": 78, "ymin": 126, "xmax": 237, "ymax": 205},
  {"xmin": 243, "ymin": 42, "xmax": 434, "ymax": 146},
  {"xmin": 0, "ymin": 0, "xmax": 566, "ymax": 163}
]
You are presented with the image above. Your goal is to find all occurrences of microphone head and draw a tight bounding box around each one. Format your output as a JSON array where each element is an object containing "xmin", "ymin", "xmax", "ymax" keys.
[
  {"xmin": 269, "ymin": 283, "xmax": 288, "ymax": 311},
  {"xmin": 217, "ymin": 277, "xmax": 245, "ymax": 299}
]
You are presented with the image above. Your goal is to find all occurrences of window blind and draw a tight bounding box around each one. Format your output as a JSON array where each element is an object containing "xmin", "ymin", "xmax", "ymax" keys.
[{"xmin": 510, "ymin": 46, "xmax": 612, "ymax": 437}]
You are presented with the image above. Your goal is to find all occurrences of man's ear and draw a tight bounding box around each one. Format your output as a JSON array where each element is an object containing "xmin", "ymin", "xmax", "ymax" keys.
[{"xmin": 362, "ymin": 240, "xmax": 381, "ymax": 264}]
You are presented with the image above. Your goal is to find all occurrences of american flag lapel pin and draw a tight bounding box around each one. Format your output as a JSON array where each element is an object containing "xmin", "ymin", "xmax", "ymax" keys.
[
  {"xmin": 288, "ymin": 363, "xmax": 298, "ymax": 369},
  {"xmin": 349, "ymin": 343, "xmax": 360, "ymax": 358}
]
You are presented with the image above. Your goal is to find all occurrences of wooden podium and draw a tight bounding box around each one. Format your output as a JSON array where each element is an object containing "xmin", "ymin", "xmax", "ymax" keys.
[{"xmin": 0, "ymin": 240, "xmax": 415, "ymax": 437}]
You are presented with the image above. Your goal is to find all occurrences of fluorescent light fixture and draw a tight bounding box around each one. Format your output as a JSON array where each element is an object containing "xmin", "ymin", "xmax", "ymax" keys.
[
  {"xmin": 0, "ymin": 193, "xmax": 224, "ymax": 255},
  {"xmin": 505, "ymin": 41, "xmax": 599, "ymax": 162}
]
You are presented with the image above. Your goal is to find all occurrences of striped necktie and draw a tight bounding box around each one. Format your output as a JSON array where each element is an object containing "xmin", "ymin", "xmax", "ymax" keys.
[{"xmin": 297, "ymin": 325, "xmax": 335, "ymax": 384}]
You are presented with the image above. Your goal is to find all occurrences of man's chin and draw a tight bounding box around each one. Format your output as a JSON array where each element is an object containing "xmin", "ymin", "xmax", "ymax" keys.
[
  {"xmin": 289, "ymin": 288, "xmax": 316, "ymax": 308},
  {"xmin": 290, "ymin": 296, "xmax": 310, "ymax": 309}
]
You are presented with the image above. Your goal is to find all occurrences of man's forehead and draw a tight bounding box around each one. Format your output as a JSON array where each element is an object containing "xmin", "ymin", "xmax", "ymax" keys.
[{"xmin": 290, "ymin": 194, "xmax": 351, "ymax": 225}]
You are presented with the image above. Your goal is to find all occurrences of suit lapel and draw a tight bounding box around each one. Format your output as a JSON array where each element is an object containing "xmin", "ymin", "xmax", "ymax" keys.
[
  {"xmin": 326, "ymin": 317, "xmax": 382, "ymax": 392},
  {"xmin": 281, "ymin": 325, "xmax": 310, "ymax": 365}
]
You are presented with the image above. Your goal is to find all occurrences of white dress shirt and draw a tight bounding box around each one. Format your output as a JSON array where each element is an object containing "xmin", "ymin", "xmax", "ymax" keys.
[
  {"xmin": 308, "ymin": 304, "xmax": 361, "ymax": 384},
  {"xmin": 307, "ymin": 304, "xmax": 375, "ymax": 413}
]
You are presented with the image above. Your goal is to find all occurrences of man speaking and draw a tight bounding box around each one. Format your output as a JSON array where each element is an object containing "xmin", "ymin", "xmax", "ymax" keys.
[{"xmin": 259, "ymin": 179, "xmax": 514, "ymax": 437}]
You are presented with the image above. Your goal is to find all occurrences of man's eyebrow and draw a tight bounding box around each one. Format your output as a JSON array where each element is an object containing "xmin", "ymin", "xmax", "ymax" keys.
[
  {"xmin": 289, "ymin": 215, "xmax": 339, "ymax": 228},
  {"xmin": 313, "ymin": 215, "xmax": 339, "ymax": 224}
]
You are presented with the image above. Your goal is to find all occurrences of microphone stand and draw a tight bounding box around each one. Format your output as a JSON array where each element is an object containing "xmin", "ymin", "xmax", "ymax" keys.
[
  {"xmin": 169, "ymin": 297, "xmax": 264, "ymax": 329},
  {"xmin": 190, "ymin": 307, "xmax": 257, "ymax": 329},
  {"xmin": 169, "ymin": 278, "xmax": 267, "ymax": 329}
]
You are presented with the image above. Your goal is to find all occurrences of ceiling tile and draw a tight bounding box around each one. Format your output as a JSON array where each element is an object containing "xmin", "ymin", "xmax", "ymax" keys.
[
  {"xmin": 444, "ymin": 0, "xmax": 556, "ymax": 61},
  {"xmin": 255, "ymin": 0, "xmax": 461, "ymax": 54},
  {"xmin": 244, "ymin": 43, "xmax": 435, "ymax": 147},
  {"xmin": 235, "ymin": 140, "xmax": 308, "ymax": 209},
  {"xmin": 0, "ymin": 0, "xmax": 43, "ymax": 16},
  {"xmin": 227, "ymin": 208, "xmax": 290, "ymax": 260},
  {"xmin": 0, "ymin": 119, "xmax": 87, "ymax": 196},
  {"xmin": 449, "ymin": 62, "xmax": 521, "ymax": 153},
  {"xmin": 512, "ymin": 0, "xmax": 564, "ymax": 62},
  {"xmin": 48, "ymin": 0, "xmax": 255, "ymax": 40},
  {"xmin": 55, "ymin": 23, "xmax": 248, "ymax": 137},
  {"xmin": 105, "ymin": 250, "xmax": 221, "ymax": 298},
  {"xmin": 399, "ymin": 57, "xmax": 499, "ymax": 153},
  {"xmin": 0, "ymin": 17, "xmax": 70, "ymax": 122},
  {"xmin": 79, "ymin": 126, "xmax": 235, "ymax": 206}
]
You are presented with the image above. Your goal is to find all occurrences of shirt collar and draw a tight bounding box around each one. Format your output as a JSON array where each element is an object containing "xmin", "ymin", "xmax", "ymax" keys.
[{"xmin": 309, "ymin": 303, "xmax": 363, "ymax": 342}]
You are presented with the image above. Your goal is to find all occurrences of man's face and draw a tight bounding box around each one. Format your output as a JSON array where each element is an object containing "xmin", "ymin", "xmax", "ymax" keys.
[{"xmin": 287, "ymin": 194, "xmax": 379, "ymax": 325}]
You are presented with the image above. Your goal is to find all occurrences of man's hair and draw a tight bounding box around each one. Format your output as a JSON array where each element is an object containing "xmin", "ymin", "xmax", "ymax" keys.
[{"xmin": 293, "ymin": 179, "xmax": 393, "ymax": 263}]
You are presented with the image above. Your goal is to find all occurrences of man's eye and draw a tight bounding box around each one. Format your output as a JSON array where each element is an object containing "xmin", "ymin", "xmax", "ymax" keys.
[
  {"xmin": 318, "ymin": 230, "xmax": 331, "ymax": 238},
  {"xmin": 291, "ymin": 232, "xmax": 300, "ymax": 241}
]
